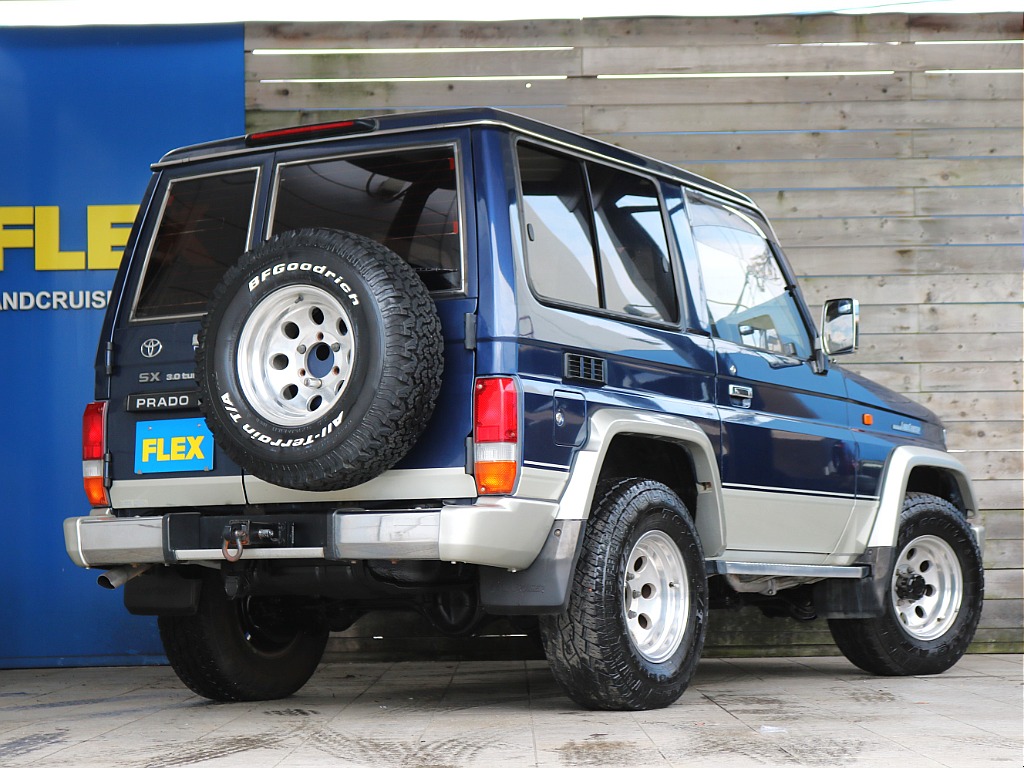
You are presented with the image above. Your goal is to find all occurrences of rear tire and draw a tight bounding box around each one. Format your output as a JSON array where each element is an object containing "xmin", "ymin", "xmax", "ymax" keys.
[
  {"xmin": 158, "ymin": 571, "xmax": 329, "ymax": 702},
  {"xmin": 540, "ymin": 478, "xmax": 707, "ymax": 710},
  {"xmin": 828, "ymin": 492, "xmax": 984, "ymax": 676}
]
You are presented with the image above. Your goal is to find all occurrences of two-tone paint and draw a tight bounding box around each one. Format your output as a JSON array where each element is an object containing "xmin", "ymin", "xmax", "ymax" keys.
[{"xmin": 66, "ymin": 109, "xmax": 979, "ymax": 610}]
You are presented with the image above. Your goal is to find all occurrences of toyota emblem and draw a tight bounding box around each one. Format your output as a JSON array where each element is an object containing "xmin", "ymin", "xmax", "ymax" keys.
[{"xmin": 141, "ymin": 338, "xmax": 163, "ymax": 358}]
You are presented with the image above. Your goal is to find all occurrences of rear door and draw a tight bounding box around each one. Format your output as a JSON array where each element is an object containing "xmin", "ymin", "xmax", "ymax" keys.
[
  {"xmin": 104, "ymin": 157, "xmax": 271, "ymax": 509},
  {"xmin": 247, "ymin": 129, "xmax": 477, "ymax": 502}
]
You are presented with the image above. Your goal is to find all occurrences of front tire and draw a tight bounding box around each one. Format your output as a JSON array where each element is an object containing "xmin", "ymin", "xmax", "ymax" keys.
[
  {"xmin": 158, "ymin": 571, "xmax": 329, "ymax": 702},
  {"xmin": 540, "ymin": 478, "xmax": 707, "ymax": 710},
  {"xmin": 828, "ymin": 492, "xmax": 984, "ymax": 676}
]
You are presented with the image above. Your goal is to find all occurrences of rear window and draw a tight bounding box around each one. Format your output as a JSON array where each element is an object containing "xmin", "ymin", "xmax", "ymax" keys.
[
  {"xmin": 133, "ymin": 169, "xmax": 258, "ymax": 320},
  {"xmin": 271, "ymin": 146, "xmax": 462, "ymax": 293}
]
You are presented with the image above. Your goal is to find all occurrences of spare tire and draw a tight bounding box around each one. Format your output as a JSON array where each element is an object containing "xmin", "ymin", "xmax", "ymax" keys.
[{"xmin": 196, "ymin": 228, "xmax": 443, "ymax": 491}]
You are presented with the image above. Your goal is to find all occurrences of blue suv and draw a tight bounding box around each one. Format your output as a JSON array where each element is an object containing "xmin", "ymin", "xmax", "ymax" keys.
[{"xmin": 65, "ymin": 108, "xmax": 984, "ymax": 710}]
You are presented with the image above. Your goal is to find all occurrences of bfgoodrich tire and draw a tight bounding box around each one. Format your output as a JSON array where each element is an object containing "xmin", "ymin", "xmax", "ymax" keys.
[
  {"xmin": 158, "ymin": 571, "xmax": 329, "ymax": 702},
  {"xmin": 828, "ymin": 492, "xmax": 984, "ymax": 676},
  {"xmin": 540, "ymin": 478, "xmax": 707, "ymax": 711},
  {"xmin": 196, "ymin": 228, "xmax": 442, "ymax": 491}
]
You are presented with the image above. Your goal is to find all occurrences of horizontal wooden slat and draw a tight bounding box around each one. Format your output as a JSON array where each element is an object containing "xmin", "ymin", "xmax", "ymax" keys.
[
  {"xmin": 789, "ymin": 245, "xmax": 1022, "ymax": 277},
  {"xmin": 757, "ymin": 188, "xmax": 916, "ymax": 218},
  {"xmin": 621, "ymin": 129, "xmax": 1022, "ymax": 166},
  {"xmin": 618, "ymin": 132, "xmax": 916, "ymax": 165},
  {"xmin": 773, "ymin": 215, "xmax": 1021, "ymax": 248},
  {"xmin": 248, "ymin": 48, "xmax": 582, "ymax": 81},
  {"xmin": 913, "ymin": 185, "xmax": 1023, "ymax": 215},
  {"xmin": 980, "ymin": 508, "xmax": 1024, "ymax": 540},
  {"xmin": 956, "ymin": 450, "xmax": 1023, "ymax": 480},
  {"xmin": 919, "ymin": 362, "xmax": 1023, "ymax": 392},
  {"xmin": 247, "ymin": 73, "xmax": 915, "ymax": 109},
  {"xmin": 916, "ymin": 303, "xmax": 1024, "ymax": 334},
  {"xmin": 840, "ymin": 334, "xmax": 1020, "ymax": 365},
  {"xmin": 582, "ymin": 43, "xmax": 1023, "ymax": 77},
  {"xmin": 911, "ymin": 71, "xmax": 1024, "ymax": 101},
  {"xmin": 245, "ymin": 14, "xmax": 1024, "ymax": 51},
  {"xmin": 799, "ymin": 273, "xmax": 1021, "ymax": 305},
  {"xmin": 792, "ymin": 247, "xmax": 1023, "ymax": 280},
  {"xmin": 946, "ymin": 421, "xmax": 1023, "ymax": 452},
  {"xmin": 917, "ymin": 391, "xmax": 1024, "ymax": 424},
  {"xmin": 805, "ymin": 303, "xmax": 1023, "ymax": 338},
  {"xmin": 982, "ymin": 537, "xmax": 1024, "ymax": 569},
  {"xmin": 586, "ymin": 101, "xmax": 1021, "ymax": 134},
  {"xmin": 985, "ymin": 570, "xmax": 1024, "ymax": 600},
  {"xmin": 975, "ymin": 597, "xmax": 1024, "ymax": 628},
  {"xmin": 973, "ymin": 480, "xmax": 1024, "ymax": 510},
  {"xmin": 681, "ymin": 157, "xmax": 1022, "ymax": 191}
]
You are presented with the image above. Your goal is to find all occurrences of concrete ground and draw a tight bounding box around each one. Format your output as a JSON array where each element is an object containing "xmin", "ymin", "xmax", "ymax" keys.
[{"xmin": 0, "ymin": 654, "xmax": 1019, "ymax": 768}]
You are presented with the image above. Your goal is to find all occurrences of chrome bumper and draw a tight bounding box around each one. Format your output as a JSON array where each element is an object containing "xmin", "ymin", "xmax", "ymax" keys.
[{"xmin": 64, "ymin": 498, "xmax": 557, "ymax": 571}]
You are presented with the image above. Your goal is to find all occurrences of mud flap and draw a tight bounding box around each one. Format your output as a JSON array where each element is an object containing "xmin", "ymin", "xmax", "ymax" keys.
[
  {"xmin": 479, "ymin": 520, "xmax": 584, "ymax": 614},
  {"xmin": 813, "ymin": 547, "xmax": 895, "ymax": 619}
]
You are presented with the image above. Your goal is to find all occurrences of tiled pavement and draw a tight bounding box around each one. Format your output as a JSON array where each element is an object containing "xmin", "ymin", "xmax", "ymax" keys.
[{"xmin": 0, "ymin": 654, "xmax": 1019, "ymax": 767}]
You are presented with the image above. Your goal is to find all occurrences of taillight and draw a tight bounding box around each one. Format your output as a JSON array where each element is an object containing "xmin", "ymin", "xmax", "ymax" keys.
[
  {"xmin": 473, "ymin": 377, "xmax": 519, "ymax": 495},
  {"xmin": 82, "ymin": 402, "xmax": 110, "ymax": 507}
]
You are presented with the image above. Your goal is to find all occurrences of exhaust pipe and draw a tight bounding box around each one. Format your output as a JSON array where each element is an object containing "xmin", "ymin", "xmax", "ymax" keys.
[{"xmin": 97, "ymin": 564, "xmax": 152, "ymax": 590}]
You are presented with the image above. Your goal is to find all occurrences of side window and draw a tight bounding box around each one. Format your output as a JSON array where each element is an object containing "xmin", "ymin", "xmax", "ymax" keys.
[
  {"xmin": 516, "ymin": 142, "xmax": 677, "ymax": 322},
  {"xmin": 687, "ymin": 196, "xmax": 810, "ymax": 358},
  {"xmin": 134, "ymin": 169, "xmax": 258, "ymax": 320},
  {"xmin": 517, "ymin": 144, "xmax": 600, "ymax": 308},
  {"xmin": 587, "ymin": 162, "xmax": 676, "ymax": 321},
  {"xmin": 272, "ymin": 146, "xmax": 461, "ymax": 292}
]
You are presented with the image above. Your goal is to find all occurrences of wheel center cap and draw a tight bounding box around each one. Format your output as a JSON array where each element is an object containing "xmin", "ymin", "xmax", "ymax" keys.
[
  {"xmin": 895, "ymin": 571, "xmax": 927, "ymax": 601},
  {"xmin": 306, "ymin": 342, "xmax": 335, "ymax": 379}
]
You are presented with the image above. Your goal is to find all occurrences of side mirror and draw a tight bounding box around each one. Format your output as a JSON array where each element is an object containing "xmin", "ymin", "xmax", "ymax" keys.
[{"xmin": 821, "ymin": 298, "xmax": 859, "ymax": 356}]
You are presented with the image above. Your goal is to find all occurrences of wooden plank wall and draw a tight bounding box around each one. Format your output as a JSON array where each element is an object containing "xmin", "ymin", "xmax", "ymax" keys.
[{"xmin": 246, "ymin": 14, "xmax": 1023, "ymax": 657}]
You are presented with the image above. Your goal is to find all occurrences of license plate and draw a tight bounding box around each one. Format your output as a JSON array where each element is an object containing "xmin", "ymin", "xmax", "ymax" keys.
[{"xmin": 135, "ymin": 418, "xmax": 214, "ymax": 474}]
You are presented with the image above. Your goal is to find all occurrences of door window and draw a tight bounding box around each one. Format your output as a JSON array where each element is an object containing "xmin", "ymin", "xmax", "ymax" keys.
[{"xmin": 688, "ymin": 196, "xmax": 810, "ymax": 358}]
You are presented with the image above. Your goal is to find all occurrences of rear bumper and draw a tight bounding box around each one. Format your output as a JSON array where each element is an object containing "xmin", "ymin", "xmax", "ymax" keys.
[{"xmin": 65, "ymin": 499, "xmax": 557, "ymax": 572}]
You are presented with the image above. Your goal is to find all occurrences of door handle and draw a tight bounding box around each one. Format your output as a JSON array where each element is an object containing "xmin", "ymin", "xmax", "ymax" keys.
[{"xmin": 728, "ymin": 384, "xmax": 753, "ymax": 406}]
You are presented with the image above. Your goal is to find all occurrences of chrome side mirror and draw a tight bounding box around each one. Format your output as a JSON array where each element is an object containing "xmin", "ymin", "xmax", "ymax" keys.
[{"xmin": 821, "ymin": 298, "xmax": 859, "ymax": 356}]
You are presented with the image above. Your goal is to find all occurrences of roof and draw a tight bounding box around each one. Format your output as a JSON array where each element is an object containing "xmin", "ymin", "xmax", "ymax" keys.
[{"xmin": 156, "ymin": 106, "xmax": 752, "ymax": 206}]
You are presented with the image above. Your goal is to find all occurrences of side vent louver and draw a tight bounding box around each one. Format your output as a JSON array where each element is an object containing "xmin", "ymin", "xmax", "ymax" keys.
[{"xmin": 564, "ymin": 353, "xmax": 606, "ymax": 385}]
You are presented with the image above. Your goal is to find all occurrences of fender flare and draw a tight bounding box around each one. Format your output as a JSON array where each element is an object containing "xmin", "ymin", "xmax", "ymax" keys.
[
  {"xmin": 866, "ymin": 445, "xmax": 978, "ymax": 549},
  {"xmin": 555, "ymin": 408, "xmax": 726, "ymax": 558}
]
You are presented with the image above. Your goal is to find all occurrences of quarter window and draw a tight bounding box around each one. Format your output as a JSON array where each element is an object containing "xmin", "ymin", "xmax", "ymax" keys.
[
  {"xmin": 688, "ymin": 196, "xmax": 810, "ymax": 358},
  {"xmin": 134, "ymin": 169, "xmax": 258, "ymax": 320},
  {"xmin": 517, "ymin": 143, "xmax": 677, "ymax": 323}
]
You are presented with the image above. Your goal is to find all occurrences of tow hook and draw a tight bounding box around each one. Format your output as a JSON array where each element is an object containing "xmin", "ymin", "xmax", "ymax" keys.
[{"xmin": 221, "ymin": 520, "xmax": 294, "ymax": 562}]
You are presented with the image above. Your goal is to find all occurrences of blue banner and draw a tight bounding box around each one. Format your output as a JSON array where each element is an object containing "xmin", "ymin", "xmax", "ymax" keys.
[{"xmin": 0, "ymin": 25, "xmax": 243, "ymax": 666}]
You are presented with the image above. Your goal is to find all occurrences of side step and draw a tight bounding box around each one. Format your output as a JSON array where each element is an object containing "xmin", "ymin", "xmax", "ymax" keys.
[{"xmin": 708, "ymin": 561, "xmax": 868, "ymax": 579}]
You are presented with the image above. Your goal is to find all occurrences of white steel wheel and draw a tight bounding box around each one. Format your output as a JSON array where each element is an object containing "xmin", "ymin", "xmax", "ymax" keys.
[
  {"xmin": 237, "ymin": 284, "xmax": 355, "ymax": 427},
  {"xmin": 891, "ymin": 533, "xmax": 963, "ymax": 642},
  {"xmin": 623, "ymin": 529, "xmax": 690, "ymax": 664}
]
